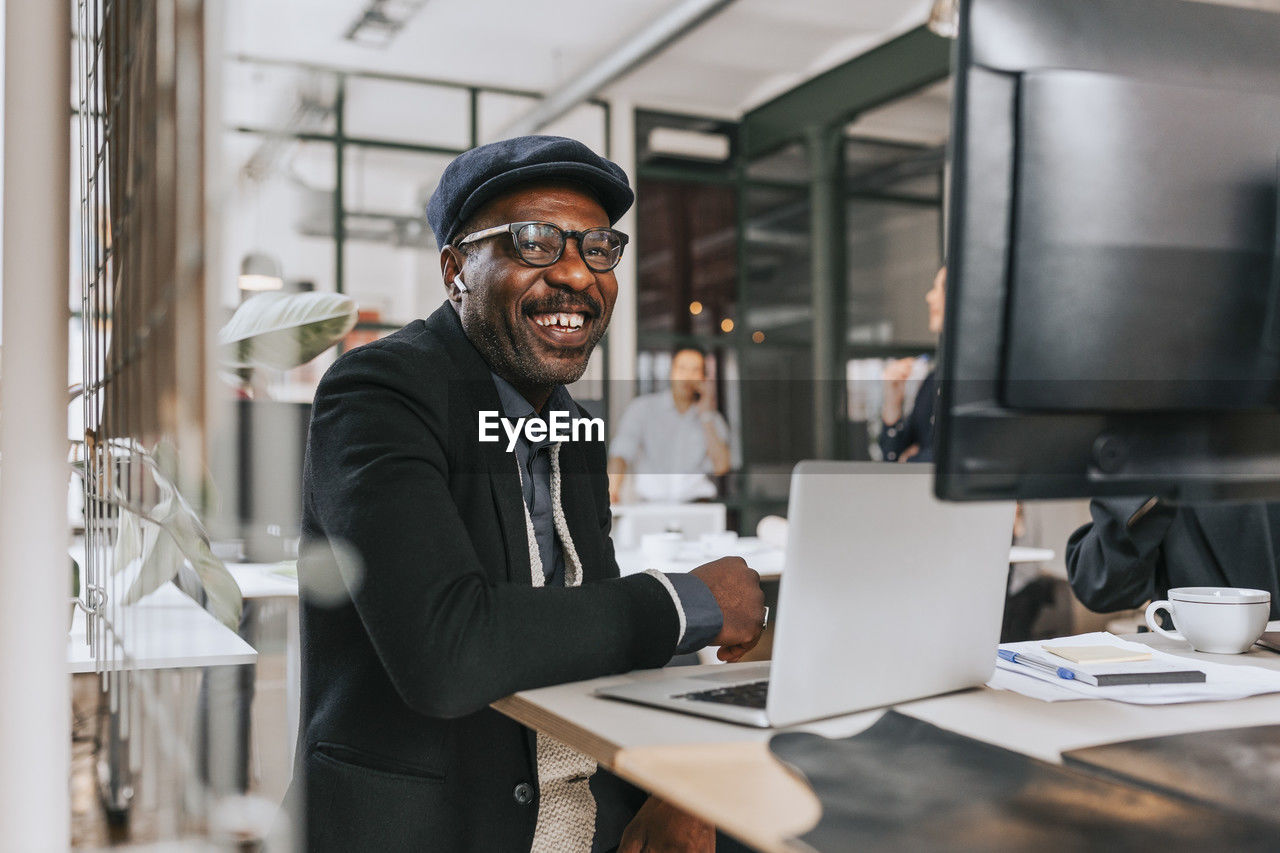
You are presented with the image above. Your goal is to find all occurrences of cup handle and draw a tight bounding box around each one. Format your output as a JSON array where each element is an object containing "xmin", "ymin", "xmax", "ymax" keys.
[{"xmin": 1144, "ymin": 600, "xmax": 1184, "ymax": 642}]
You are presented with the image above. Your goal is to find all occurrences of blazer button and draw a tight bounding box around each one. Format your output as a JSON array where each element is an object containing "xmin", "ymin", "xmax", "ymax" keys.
[{"xmin": 513, "ymin": 782, "xmax": 534, "ymax": 805}]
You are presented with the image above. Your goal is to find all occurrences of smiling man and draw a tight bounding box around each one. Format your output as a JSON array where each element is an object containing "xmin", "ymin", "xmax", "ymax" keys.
[{"xmin": 292, "ymin": 136, "xmax": 766, "ymax": 853}]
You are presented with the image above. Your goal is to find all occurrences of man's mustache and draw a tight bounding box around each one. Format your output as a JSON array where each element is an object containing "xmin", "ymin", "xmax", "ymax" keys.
[{"xmin": 524, "ymin": 295, "xmax": 603, "ymax": 319}]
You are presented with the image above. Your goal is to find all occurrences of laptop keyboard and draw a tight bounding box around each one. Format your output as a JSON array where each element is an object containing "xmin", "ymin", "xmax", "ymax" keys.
[{"xmin": 675, "ymin": 679, "xmax": 770, "ymax": 709}]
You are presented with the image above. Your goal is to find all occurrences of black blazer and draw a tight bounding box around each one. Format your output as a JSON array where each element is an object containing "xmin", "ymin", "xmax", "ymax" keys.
[
  {"xmin": 1065, "ymin": 498, "xmax": 1280, "ymax": 618},
  {"xmin": 878, "ymin": 370, "xmax": 936, "ymax": 463},
  {"xmin": 290, "ymin": 302, "xmax": 679, "ymax": 851}
]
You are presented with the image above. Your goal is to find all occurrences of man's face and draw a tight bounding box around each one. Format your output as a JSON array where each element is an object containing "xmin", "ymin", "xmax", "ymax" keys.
[
  {"xmin": 669, "ymin": 349, "xmax": 706, "ymax": 402},
  {"xmin": 450, "ymin": 183, "xmax": 618, "ymax": 392}
]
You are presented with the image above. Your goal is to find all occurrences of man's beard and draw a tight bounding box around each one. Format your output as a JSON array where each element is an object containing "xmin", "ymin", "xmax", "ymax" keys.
[{"xmin": 460, "ymin": 294, "xmax": 607, "ymax": 390}]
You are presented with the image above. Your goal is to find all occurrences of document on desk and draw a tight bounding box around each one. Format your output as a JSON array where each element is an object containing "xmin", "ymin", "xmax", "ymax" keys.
[{"xmin": 990, "ymin": 632, "xmax": 1280, "ymax": 704}]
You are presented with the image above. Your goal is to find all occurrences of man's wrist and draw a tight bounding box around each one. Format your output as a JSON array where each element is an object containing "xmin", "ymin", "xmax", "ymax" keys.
[{"xmin": 644, "ymin": 570, "xmax": 722, "ymax": 654}]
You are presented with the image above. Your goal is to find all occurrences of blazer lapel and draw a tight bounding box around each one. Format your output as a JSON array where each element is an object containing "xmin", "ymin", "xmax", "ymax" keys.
[
  {"xmin": 1192, "ymin": 503, "xmax": 1276, "ymax": 592},
  {"xmin": 425, "ymin": 301, "xmax": 533, "ymax": 586},
  {"xmin": 489, "ymin": 459, "xmax": 532, "ymax": 586}
]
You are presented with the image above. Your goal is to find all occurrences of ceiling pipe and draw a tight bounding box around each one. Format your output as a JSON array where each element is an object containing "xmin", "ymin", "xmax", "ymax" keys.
[{"xmin": 496, "ymin": 0, "xmax": 739, "ymax": 140}]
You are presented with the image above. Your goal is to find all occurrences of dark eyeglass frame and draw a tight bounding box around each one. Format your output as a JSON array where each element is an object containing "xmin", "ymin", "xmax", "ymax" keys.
[{"xmin": 455, "ymin": 220, "xmax": 630, "ymax": 272}]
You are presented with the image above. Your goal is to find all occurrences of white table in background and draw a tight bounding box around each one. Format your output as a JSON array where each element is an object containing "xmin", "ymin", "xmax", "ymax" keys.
[
  {"xmin": 226, "ymin": 562, "xmax": 301, "ymax": 760},
  {"xmin": 615, "ymin": 538, "xmax": 1053, "ymax": 580},
  {"xmin": 614, "ymin": 536, "xmax": 786, "ymax": 580},
  {"xmin": 67, "ymin": 581, "xmax": 256, "ymax": 672},
  {"xmin": 1009, "ymin": 545, "xmax": 1055, "ymax": 563},
  {"xmin": 610, "ymin": 502, "xmax": 728, "ymax": 550},
  {"xmin": 67, "ymin": 580, "xmax": 257, "ymax": 818}
]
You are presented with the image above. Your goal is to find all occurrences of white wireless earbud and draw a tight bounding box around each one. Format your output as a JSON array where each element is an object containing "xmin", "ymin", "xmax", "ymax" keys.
[{"xmin": 453, "ymin": 273, "xmax": 468, "ymax": 293}]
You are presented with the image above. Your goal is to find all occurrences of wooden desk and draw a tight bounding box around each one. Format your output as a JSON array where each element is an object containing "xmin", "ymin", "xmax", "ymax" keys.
[{"xmin": 494, "ymin": 623, "xmax": 1280, "ymax": 852}]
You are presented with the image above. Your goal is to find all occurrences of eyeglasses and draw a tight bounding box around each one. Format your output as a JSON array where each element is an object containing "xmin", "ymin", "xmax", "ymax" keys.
[{"xmin": 456, "ymin": 221, "xmax": 629, "ymax": 273}]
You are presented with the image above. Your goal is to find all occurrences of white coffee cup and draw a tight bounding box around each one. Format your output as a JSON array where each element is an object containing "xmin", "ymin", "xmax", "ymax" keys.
[
  {"xmin": 640, "ymin": 532, "xmax": 683, "ymax": 562},
  {"xmin": 1144, "ymin": 587, "xmax": 1271, "ymax": 654},
  {"xmin": 699, "ymin": 530, "xmax": 739, "ymax": 554}
]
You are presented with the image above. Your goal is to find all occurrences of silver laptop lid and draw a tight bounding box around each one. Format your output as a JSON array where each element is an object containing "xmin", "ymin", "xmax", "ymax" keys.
[{"xmin": 765, "ymin": 462, "xmax": 1015, "ymax": 727}]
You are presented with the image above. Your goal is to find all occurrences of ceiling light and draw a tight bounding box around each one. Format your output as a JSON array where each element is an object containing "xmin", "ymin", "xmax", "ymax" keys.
[
  {"xmin": 648, "ymin": 127, "xmax": 731, "ymax": 162},
  {"xmin": 344, "ymin": 0, "xmax": 430, "ymax": 48},
  {"xmin": 238, "ymin": 252, "xmax": 283, "ymax": 292}
]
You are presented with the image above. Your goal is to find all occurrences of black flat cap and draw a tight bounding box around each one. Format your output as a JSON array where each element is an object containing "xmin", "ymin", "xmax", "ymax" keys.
[{"xmin": 426, "ymin": 135, "xmax": 634, "ymax": 248}]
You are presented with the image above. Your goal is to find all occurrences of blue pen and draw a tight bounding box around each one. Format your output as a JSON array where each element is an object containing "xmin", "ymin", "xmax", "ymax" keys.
[{"xmin": 997, "ymin": 648, "xmax": 1077, "ymax": 681}]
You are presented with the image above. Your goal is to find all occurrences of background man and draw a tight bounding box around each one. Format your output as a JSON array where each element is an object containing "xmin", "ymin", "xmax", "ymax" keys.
[
  {"xmin": 290, "ymin": 135, "xmax": 765, "ymax": 852},
  {"xmin": 608, "ymin": 346, "xmax": 732, "ymax": 504}
]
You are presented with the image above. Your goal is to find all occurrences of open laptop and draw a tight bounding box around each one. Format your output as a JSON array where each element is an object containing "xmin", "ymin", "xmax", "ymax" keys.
[{"xmin": 596, "ymin": 461, "xmax": 1016, "ymax": 727}]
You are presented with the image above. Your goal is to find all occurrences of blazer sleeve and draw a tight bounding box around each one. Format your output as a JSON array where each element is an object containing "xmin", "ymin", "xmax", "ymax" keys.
[
  {"xmin": 1064, "ymin": 497, "xmax": 1179, "ymax": 613},
  {"xmin": 302, "ymin": 343, "xmax": 679, "ymax": 719},
  {"xmin": 879, "ymin": 371, "xmax": 936, "ymax": 462},
  {"xmin": 878, "ymin": 413, "xmax": 918, "ymax": 462}
]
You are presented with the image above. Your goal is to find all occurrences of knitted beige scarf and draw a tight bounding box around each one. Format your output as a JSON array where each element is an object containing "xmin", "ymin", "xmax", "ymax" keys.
[{"xmin": 518, "ymin": 443, "xmax": 600, "ymax": 853}]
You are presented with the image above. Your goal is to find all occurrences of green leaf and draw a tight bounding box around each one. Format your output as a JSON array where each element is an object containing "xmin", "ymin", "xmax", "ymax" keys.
[
  {"xmin": 102, "ymin": 444, "xmax": 244, "ymax": 630},
  {"xmin": 121, "ymin": 490, "xmax": 180, "ymax": 606},
  {"xmin": 113, "ymin": 504, "xmax": 146, "ymax": 582},
  {"xmin": 218, "ymin": 291, "xmax": 358, "ymax": 370}
]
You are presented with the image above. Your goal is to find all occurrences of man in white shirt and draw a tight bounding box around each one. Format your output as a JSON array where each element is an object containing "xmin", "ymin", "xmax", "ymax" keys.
[{"xmin": 608, "ymin": 347, "xmax": 732, "ymax": 504}]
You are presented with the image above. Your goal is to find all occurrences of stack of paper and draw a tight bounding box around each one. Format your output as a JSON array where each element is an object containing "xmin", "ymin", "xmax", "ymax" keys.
[{"xmin": 989, "ymin": 632, "xmax": 1280, "ymax": 704}]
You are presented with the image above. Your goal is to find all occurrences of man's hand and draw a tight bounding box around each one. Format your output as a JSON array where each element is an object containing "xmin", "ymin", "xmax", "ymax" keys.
[
  {"xmin": 881, "ymin": 357, "xmax": 916, "ymax": 425},
  {"xmin": 695, "ymin": 381, "xmax": 731, "ymax": 477},
  {"xmin": 696, "ymin": 379, "xmax": 717, "ymax": 415},
  {"xmin": 690, "ymin": 556, "xmax": 765, "ymax": 662},
  {"xmin": 608, "ymin": 457, "xmax": 627, "ymax": 504},
  {"xmin": 619, "ymin": 796, "xmax": 715, "ymax": 853}
]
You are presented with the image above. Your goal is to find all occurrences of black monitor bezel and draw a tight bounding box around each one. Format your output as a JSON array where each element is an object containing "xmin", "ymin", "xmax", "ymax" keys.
[{"xmin": 935, "ymin": 0, "xmax": 1280, "ymax": 502}]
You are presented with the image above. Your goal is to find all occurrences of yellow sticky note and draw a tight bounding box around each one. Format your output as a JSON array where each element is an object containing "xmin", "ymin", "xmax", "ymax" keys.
[{"xmin": 1041, "ymin": 644, "xmax": 1152, "ymax": 664}]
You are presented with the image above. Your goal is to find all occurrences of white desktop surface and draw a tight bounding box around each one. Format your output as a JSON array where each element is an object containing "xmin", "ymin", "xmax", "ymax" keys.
[
  {"xmin": 614, "ymin": 536, "xmax": 786, "ymax": 579},
  {"xmin": 1008, "ymin": 545, "xmax": 1055, "ymax": 563},
  {"xmin": 226, "ymin": 561, "xmax": 299, "ymax": 599},
  {"xmin": 67, "ymin": 581, "xmax": 256, "ymax": 673},
  {"xmin": 493, "ymin": 620, "xmax": 1280, "ymax": 853}
]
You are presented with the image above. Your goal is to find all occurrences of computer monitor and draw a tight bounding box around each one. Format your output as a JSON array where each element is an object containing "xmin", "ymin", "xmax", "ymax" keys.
[{"xmin": 936, "ymin": 0, "xmax": 1280, "ymax": 502}]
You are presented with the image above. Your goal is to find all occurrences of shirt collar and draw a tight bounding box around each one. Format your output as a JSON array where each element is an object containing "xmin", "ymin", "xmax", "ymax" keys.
[{"xmin": 489, "ymin": 371, "xmax": 576, "ymax": 421}]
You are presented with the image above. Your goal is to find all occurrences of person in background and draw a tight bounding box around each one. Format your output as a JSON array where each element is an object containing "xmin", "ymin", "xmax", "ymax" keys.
[
  {"xmin": 880, "ymin": 266, "xmax": 946, "ymax": 463},
  {"xmin": 878, "ymin": 266, "xmax": 1057, "ymax": 640},
  {"xmin": 1065, "ymin": 498, "xmax": 1280, "ymax": 619},
  {"xmin": 608, "ymin": 346, "xmax": 732, "ymax": 504}
]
